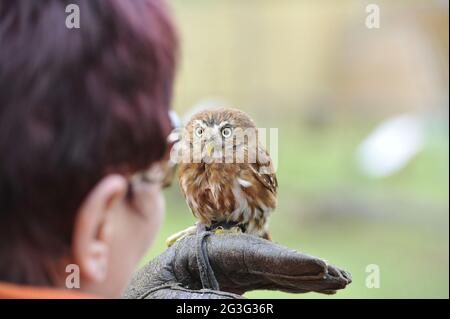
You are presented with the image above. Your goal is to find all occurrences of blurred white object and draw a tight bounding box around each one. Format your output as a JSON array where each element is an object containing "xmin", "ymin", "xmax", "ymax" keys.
[{"xmin": 357, "ymin": 114, "xmax": 425, "ymax": 178}]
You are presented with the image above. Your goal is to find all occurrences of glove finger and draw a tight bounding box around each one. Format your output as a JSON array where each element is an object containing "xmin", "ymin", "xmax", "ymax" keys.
[{"xmin": 202, "ymin": 234, "xmax": 351, "ymax": 294}]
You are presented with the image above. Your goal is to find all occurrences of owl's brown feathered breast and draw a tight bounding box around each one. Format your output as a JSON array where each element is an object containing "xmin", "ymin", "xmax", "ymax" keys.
[{"xmin": 179, "ymin": 162, "xmax": 277, "ymax": 237}]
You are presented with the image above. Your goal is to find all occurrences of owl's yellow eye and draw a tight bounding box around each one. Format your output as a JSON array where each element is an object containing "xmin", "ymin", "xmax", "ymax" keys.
[
  {"xmin": 195, "ymin": 127, "xmax": 204, "ymax": 137},
  {"xmin": 221, "ymin": 127, "xmax": 232, "ymax": 138}
]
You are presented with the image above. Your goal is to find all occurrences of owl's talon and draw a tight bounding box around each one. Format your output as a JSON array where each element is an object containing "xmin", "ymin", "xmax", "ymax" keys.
[
  {"xmin": 165, "ymin": 225, "xmax": 197, "ymax": 247},
  {"xmin": 212, "ymin": 226, "xmax": 242, "ymax": 236}
]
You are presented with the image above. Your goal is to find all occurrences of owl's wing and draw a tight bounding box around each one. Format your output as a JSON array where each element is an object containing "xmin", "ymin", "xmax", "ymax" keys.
[{"xmin": 249, "ymin": 146, "xmax": 278, "ymax": 194}]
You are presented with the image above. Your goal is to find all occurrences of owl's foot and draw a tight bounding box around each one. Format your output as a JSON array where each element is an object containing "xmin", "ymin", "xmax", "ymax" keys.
[
  {"xmin": 262, "ymin": 231, "xmax": 272, "ymax": 241},
  {"xmin": 165, "ymin": 225, "xmax": 197, "ymax": 247},
  {"xmin": 212, "ymin": 225, "xmax": 243, "ymax": 236}
]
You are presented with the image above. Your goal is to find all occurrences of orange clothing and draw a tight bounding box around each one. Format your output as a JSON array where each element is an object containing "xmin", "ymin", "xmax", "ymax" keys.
[{"xmin": 0, "ymin": 282, "xmax": 98, "ymax": 299}]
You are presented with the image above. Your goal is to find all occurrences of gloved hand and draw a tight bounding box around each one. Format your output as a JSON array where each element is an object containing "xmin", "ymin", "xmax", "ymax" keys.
[{"xmin": 123, "ymin": 232, "xmax": 352, "ymax": 299}]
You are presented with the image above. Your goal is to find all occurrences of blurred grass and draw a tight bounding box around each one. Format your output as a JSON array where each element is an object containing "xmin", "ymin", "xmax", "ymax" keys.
[{"xmin": 140, "ymin": 120, "xmax": 449, "ymax": 299}]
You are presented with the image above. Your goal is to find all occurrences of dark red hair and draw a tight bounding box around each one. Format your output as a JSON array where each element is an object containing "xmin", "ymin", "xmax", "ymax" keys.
[{"xmin": 0, "ymin": 0, "xmax": 178, "ymax": 285}]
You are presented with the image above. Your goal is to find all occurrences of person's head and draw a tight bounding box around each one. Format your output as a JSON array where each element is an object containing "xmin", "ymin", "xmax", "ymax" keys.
[{"xmin": 0, "ymin": 0, "xmax": 177, "ymax": 297}]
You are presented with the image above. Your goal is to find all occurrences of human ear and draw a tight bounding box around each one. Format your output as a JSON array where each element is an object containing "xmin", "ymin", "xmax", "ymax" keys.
[{"xmin": 71, "ymin": 174, "xmax": 128, "ymax": 285}]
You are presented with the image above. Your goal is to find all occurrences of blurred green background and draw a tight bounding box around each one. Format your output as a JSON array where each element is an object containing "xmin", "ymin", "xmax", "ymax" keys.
[{"xmin": 141, "ymin": 0, "xmax": 449, "ymax": 298}]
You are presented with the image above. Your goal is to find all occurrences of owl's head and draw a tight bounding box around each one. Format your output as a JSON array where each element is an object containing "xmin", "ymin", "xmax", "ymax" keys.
[{"xmin": 182, "ymin": 107, "xmax": 257, "ymax": 163}]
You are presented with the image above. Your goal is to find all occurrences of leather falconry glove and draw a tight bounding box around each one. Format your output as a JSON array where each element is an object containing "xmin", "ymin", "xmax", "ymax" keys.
[{"xmin": 123, "ymin": 232, "xmax": 351, "ymax": 299}]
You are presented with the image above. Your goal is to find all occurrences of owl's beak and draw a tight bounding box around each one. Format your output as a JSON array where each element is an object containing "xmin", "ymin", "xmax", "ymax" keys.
[{"xmin": 206, "ymin": 143, "xmax": 215, "ymax": 157}]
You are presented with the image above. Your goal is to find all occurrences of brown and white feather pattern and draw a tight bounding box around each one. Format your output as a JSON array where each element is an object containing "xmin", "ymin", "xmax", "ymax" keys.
[{"xmin": 177, "ymin": 107, "xmax": 278, "ymax": 239}]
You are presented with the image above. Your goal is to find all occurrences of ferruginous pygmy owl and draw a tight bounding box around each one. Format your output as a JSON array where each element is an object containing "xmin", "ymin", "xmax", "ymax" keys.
[{"xmin": 166, "ymin": 107, "xmax": 277, "ymax": 246}]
